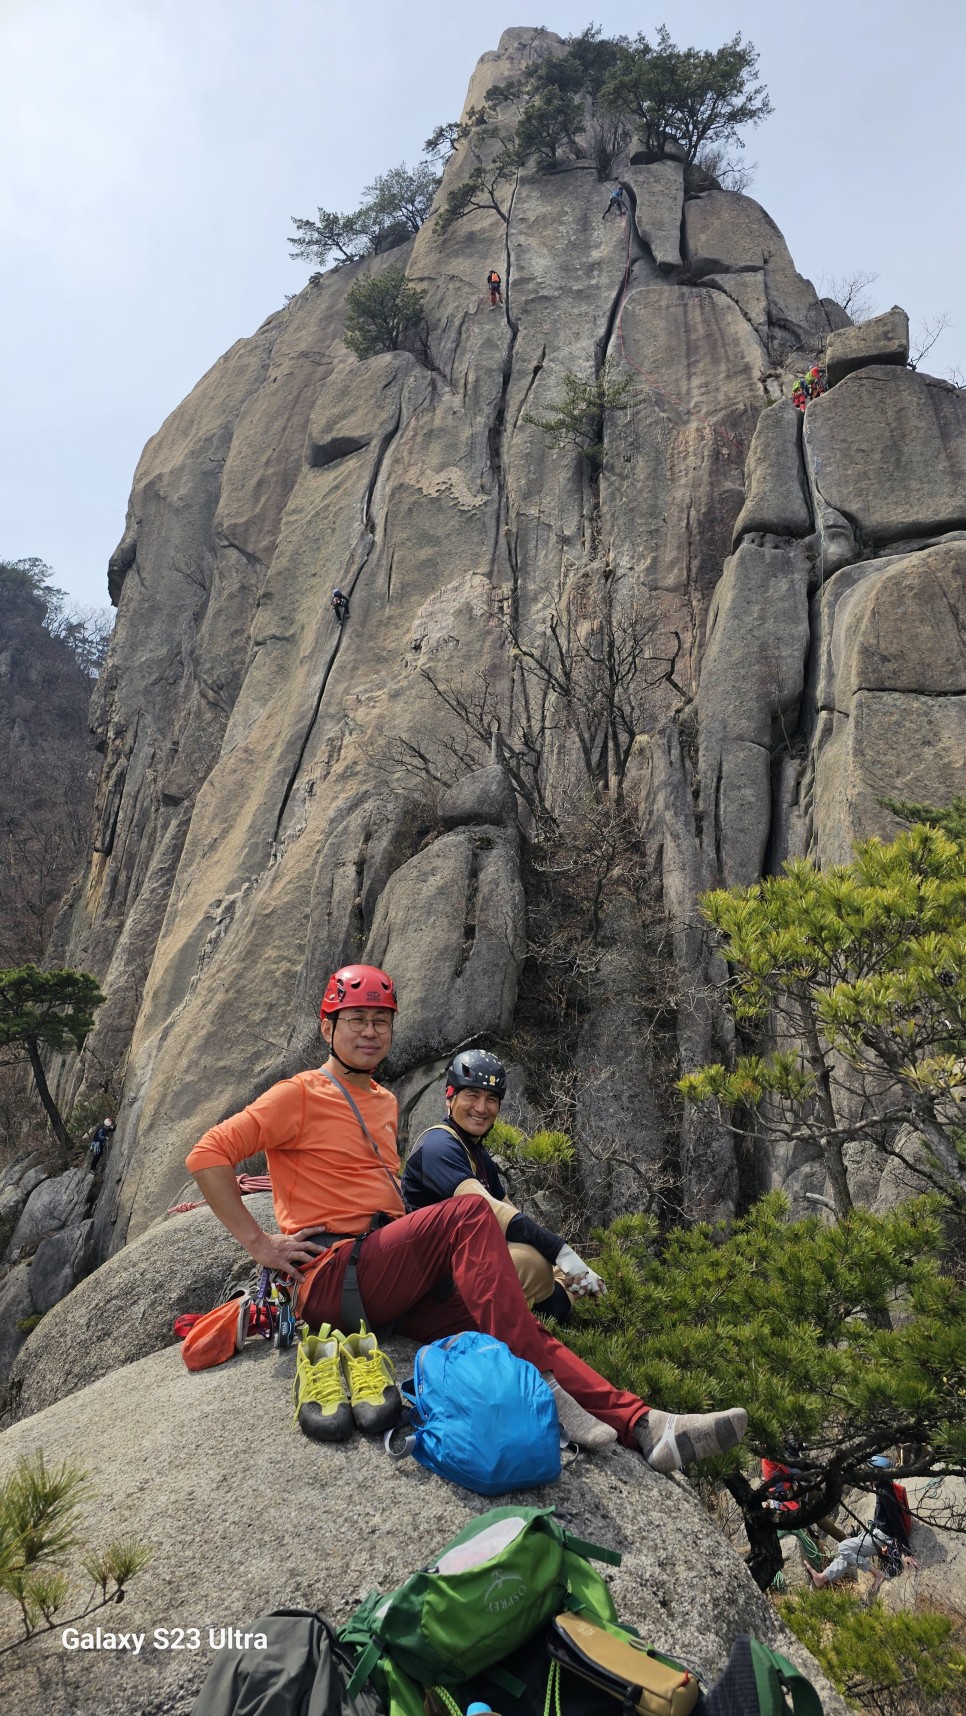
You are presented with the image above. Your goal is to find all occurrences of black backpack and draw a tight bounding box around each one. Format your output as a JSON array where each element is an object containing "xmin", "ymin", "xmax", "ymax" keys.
[{"xmin": 190, "ymin": 1609, "xmax": 384, "ymax": 1716}]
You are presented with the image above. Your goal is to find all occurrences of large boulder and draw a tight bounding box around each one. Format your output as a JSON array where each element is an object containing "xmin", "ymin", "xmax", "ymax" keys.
[
  {"xmin": 5, "ymin": 1194, "xmax": 276, "ymax": 1420},
  {"xmin": 825, "ymin": 304, "xmax": 909, "ymax": 387},
  {"xmin": 624, "ymin": 158, "xmax": 684, "ymax": 270},
  {"xmin": 439, "ymin": 765, "xmax": 518, "ymax": 830},
  {"xmin": 370, "ymin": 824, "xmax": 526, "ymax": 1070},
  {"xmin": 697, "ymin": 538, "xmax": 813, "ymax": 885},
  {"xmin": 0, "ymin": 1340, "xmax": 848, "ymax": 1716},
  {"xmin": 7, "ymin": 1167, "xmax": 89, "ymax": 1258},
  {"xmin": 804, "ymin": 367, "xmax": 966, "ymax": 560},
  {"xmin": 732, "ymin": 400, "xmax": 812, "ymax": 544},
  {"xmin": 804, "ymin": 540, "xmax": 966, "ymax": 865},
  {"xmin": 683, "ymin": 191, "xmax": 832, "ymax": 349},
  {"xmin": 0, "ymin": 1154, "xmax": 47, "ymax": 1259}
]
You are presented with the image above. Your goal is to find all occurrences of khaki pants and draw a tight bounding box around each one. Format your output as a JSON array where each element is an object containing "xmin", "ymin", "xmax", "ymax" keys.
[
  {"xmin": 455, "ymin": 1178, "xmax": 571, "ymax": 1311},
  {"xmin": 508, "ymin": 1243, "xmax": 572, "ymax": 1310}
]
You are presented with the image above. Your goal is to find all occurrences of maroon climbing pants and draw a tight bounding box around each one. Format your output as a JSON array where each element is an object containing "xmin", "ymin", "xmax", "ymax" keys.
[{"xmin": 300, "ymin": 1195, "xmax": 647, "ymax": 1446}]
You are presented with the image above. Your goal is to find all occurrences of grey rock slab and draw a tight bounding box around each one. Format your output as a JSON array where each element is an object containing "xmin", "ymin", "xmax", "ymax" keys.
[
  {"xmin": 698, "ymin": 539, "xmax": 812, "ymax": 885},
  {"xmin": 683, "ymin": 191, "xmax": 829, "ymax": 346},
  {"xmin": 0, "ymin": 1340, "xmax": 848, "ymax": 1716},
  {"xmin": 806, "ymin": 541, "xmax": 966, "ymax": 864},
  {"xmin": 0, "ymin": 1263, "xmax": 36, "ymax": 1385},
  {"xmin": 7, "ymin": 1168, "xmax": 89, "ymax": 1259},
  {"xmin": 604, "ymin": 281, "xmax": 766, "ymax": 691},
  {"xmin": 813, "ymin": 690, "xmax": 966, "ymax": 868},
  {"xmin": 826, "ymin": 304, "xmax": 909, "ymax": 387},
  {"xmin": 0, "ymin": 1160, "xmax": 46, "ymax": 1260},
  {"xmin": 804, "ymin": 366, "xmax": 966, "ymax": 548},
  {"xmin": 702, "ymin": 270, "xmax": 769, "ymax": 343},
  {"xmin": 367, "ymin": 825, "xmax": 526, "ymax": 1070},
  {"xmin": 28, "ymin": 1221, "xmax": 95, "ymax": 1317},
  {"xmin": 624, "ymin": 158, "xmax": 684, "ymax": 270},
  {"xmin": 823, "ymin": 541, "xmax": 966, "ymax": 714},
  {"xmin": 732, "ymin": 399, "xmax": 812, "ymax": 544},
  {"xmin": 439, "ymin": 765, "xmax": 518, "ymax": 829},
  {"xmin": 8, "ymin": 1195, "xmax": 276, "ymax": 1420}
]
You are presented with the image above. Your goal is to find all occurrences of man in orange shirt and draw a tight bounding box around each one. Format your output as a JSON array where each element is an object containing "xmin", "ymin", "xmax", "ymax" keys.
[{"xmin": 187, "ymin": 964, "xmax": 748, "ymax": 1468}]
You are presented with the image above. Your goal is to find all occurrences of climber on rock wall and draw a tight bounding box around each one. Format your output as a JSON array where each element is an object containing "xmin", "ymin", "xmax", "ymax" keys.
[
  {"xmin": 486, "ymin": 269, "xmax": 502, "ymax": 307},
  {"xmin": 185, "ymin": 965, "xmax": 749, "ymax": 1470},
  {"xmin": 602, "ymin": 183, "xmax": 626, "ymax": 220},
  {"xmin": 331, "ymin": 588, "xmax": 350, "ymax": 624}
]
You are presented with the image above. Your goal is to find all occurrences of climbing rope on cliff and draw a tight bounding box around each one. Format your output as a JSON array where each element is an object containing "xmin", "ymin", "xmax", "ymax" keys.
[{"xmin": 613, "ymin": 200, "xmax": 747, "ymax": 460}]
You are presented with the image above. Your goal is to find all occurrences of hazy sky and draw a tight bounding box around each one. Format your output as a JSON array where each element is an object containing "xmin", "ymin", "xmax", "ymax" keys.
[{"xmin": 1, "ymin": 0, "xmax": 962, "ymax": 609}]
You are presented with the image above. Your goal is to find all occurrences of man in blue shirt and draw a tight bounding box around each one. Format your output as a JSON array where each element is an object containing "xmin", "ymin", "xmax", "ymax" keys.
[{"xmin": 403, "ymin": 1050, "xmax": 606, "ymax": 1326}]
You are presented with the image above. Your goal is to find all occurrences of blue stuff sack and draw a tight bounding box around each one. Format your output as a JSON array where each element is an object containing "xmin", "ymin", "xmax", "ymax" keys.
[{"xmin": 401, "ymin": 1331, "xmax": 561, "ymax": 1495}]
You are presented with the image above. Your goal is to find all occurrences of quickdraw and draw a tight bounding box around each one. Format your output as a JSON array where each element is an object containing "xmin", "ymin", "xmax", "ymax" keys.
[{"xmin": 255, "ymin": 1269, "xmax": 302, "ymax": 1350}]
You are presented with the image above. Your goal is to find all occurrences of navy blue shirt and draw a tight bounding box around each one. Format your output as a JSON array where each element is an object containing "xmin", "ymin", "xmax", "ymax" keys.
[
  {"xmin": 402, "ymin": 1121, "xmax": 563, "ymax": 1267},
  {"xmin": 402, "ymin": 1123, "xmax": 506, "ymax": 1209}
]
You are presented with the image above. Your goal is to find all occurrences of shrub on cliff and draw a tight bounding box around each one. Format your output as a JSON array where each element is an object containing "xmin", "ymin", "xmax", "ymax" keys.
[
  {"xmin": 779, "ymin": 1586, "xmax": 966, "ymax": 1714},
  {"xmin": 342, "ymin": 267, "xmax": 427, "ymax": 360},
  {"xmin": 567, "ymin": 1191, "xmax": 966, "ymax": 1588},
  {"xmin": 289, "ymin": 161, "xmax": 440, "ymax": 269},
  {"xmin": 679, "ymin": 824, "xmax": 966, "ymax": 1219},
  {"xmin": 0, "ymin": 1450, "xmax": 150, "ymax": 1651}
]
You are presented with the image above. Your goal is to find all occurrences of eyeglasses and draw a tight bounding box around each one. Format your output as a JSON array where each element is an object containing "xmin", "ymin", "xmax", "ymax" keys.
[{"xmin": 338, "ymin": 1012, "xmax": 394, "ymax": 1034}]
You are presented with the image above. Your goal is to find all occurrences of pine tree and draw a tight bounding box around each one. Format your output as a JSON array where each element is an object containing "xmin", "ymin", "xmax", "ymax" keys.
[
  {"xmin": 0, "ymin": 966, "xmax": 105, "ymax": 1158},
  {"xmin": 567, "ymin": 1192, "xmax": 966, "ymax": 1587},
  {"xmin": 679, "ymin": 825, "xmax": 966, "ymax": 1216}
]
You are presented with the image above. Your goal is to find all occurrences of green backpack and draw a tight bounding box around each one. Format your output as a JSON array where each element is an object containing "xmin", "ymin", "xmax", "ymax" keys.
[{"xmin": 341, "ymin": 1506, "xmax": 621, "ymax": 1708}]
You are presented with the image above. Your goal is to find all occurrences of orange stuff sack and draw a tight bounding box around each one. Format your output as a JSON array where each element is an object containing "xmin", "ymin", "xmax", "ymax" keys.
[{"xmin": 180, "ymin": 1294, "xmax": 251, "ymax": 1371}]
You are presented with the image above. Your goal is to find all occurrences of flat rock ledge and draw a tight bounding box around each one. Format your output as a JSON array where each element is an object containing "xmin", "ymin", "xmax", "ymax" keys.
[{"xmin": 0, "ymin": 1341, "xmax": 848, "ymax": 1715}]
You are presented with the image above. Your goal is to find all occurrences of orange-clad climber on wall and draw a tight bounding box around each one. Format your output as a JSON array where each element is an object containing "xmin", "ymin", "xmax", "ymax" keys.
[{"xmin": 486, "ymin": 269, "xmax": 503, "ymax": 308}]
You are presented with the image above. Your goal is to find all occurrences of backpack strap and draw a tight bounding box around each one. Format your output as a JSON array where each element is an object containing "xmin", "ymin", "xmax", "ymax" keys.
[
  {"xmin": 748, "ymin": 1640, "xmax": 824, "ymax": 1716},
  {"xmin": 562, "ymin": 1531, "xmax": 622, "ymax": 1567},
  {"xmin": 345, "ymin": 1638, "xmax": 382, "ymax": 1700}
]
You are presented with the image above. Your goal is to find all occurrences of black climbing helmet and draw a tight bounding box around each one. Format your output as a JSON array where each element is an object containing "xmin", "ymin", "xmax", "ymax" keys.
[{"xmin": 445, "ymin": 1049, "xmax": 507, "ymax": 1101}]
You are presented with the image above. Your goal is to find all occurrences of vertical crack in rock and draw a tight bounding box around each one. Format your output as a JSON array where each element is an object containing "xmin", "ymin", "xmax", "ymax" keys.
[
  {"xmin": 455, "ymin": 838, "xmax": 481, "ymax": 976},
  {"xmin": 272, "ymin": 410, "xmax": 404, "ymax": 845},
  {"xmin": 511, "ymin": 347, "xmax": 546, "ymax": 435},
  {"xmin": 488, "ymin": 173, "xmax": 522, "ymax": 587},
  {"xmin": 699, "ymin": 277, "xmax": 769, "ymax": 353},
  {"xmin": 351, "ymin": 826, "xmax": 372, "ymax": 946}
]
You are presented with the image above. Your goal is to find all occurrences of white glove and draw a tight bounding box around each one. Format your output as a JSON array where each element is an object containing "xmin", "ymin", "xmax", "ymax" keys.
[{"xmin": 556, "ymin": 1243, "xmax": 607, "ymax": 1298}]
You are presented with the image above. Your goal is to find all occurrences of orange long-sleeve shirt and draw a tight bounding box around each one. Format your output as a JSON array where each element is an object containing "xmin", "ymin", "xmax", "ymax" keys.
[{"xmin": 185, "ymin": 1070, "xmax": 403, "ymax": 1235}]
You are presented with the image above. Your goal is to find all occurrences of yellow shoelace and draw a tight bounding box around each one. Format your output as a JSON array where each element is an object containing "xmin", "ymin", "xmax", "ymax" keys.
[
  {"xmin": 342, "ymin": 1346, "xmax": 395, "ymax": 1406},
  {"xmin": 294, "ymin": 1343, "xmax": 348, "ymax": 1415}
]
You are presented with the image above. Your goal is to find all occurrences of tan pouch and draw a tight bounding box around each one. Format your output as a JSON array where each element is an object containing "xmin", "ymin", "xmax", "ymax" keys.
[{"xmin": 548, "ymin": 1612, "xmax": 700, "ymax": 1716}]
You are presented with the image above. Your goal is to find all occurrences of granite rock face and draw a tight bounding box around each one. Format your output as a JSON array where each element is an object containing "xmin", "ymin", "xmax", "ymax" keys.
[
  {"xmin": 825, "ymin": 303, "xmax": 909, "ymax": 386},
  {"xmin": 731, "ymin": 400, "xmax": 812, "ymax": 544},
  {"xmin": 803, "ymin": 541, "xmax": 966, "ymax": 866},
  {"xmin": 40, "ymin": 24, "xmax": 966, "ymax": 1254},
  {"xmin": 804, "ymin": 367, "xmax": 966, "ymax": 564},
  {"xmin": 5, "ymin": 1194, "xmax": 276, "ymax": 1420}
]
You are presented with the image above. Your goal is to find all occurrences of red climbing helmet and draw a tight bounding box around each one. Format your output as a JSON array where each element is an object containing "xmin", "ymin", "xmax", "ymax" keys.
[{"xmin": 320, "ymin": 965, "xmax": 398, "ymax": 1018}]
